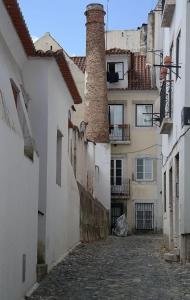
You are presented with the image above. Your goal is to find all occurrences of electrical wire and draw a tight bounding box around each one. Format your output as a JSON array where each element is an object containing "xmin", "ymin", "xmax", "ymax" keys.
[{"xmin": 119, "ymin": 143, "xmax": 162, "ymax": 154}]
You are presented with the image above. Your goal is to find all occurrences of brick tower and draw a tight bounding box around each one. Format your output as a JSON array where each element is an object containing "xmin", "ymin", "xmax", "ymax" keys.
[{"xmin": 84, "ymin": 3, "xmax": 109, "ymax": 143}]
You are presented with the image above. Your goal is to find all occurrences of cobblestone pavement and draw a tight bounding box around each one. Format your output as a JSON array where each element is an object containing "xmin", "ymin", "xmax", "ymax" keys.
[{"xmin": 29, "ymin": 235, "xmax": 190, "ymax": 300}]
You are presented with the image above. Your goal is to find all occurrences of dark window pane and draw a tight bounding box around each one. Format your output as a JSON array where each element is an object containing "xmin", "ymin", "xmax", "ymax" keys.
[
  {"xmin": 116, "ymin": 177, "xmax": 122, "ymax": 185},
  {"xmin": 116, "ymin": 169, "xmax": 122, "ymax": 176},
  {"xmin": 111, "ymin": 160, "xmax": 114, "ymax": 168},
  {"xmin": 116, "ymin": 160, "xmax": 122, "ymax": 168}
]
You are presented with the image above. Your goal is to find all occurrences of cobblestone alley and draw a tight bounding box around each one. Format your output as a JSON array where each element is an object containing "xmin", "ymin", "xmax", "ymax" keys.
[{"xmin": 29, "ymin": 235, "xmax": 190, "ymax": 300}]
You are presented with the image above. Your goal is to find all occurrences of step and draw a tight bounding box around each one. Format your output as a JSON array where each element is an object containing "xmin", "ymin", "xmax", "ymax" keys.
[{"xmin": 164, "ymin": 252, "xmax": 179, "ymax": 262}]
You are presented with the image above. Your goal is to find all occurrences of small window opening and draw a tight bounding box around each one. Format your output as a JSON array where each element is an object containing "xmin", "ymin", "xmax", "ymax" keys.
[{"xmin": 56, "ymin": 130, "xmax": 63, "ymax": 186}]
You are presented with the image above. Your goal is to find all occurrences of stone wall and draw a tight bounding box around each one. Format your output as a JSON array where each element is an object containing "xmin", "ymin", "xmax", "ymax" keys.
[{"xmin": 78, "ymin": 183, "xmax": 109, "ymax": 242}]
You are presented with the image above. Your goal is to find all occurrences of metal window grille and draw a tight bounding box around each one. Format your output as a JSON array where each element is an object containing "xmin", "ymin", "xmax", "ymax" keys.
[{"xmin": 135, "ymin": 203, "xmax": 154, "ymax": 230}]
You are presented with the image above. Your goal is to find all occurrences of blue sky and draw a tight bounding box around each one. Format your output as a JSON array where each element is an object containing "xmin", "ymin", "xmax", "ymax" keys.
[{"xmin": 18, "ymin": 0, "xmax": 158, "ymax": 56}]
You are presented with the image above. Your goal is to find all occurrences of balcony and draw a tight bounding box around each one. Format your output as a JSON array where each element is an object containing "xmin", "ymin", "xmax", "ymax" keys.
[
  {"xmin": 109, "ymin": 124, "xmax": 130, "ymax": 144},
  {"xmin": 160, "ymin": 80, "xmax": 173, "ymax": 134},
  {"xmin": 161, "ymin": 0, "xmax": 176, "ymax": 27},
  {"xmin": 111, "ymin": 179, "xmax": 130, "ymax": 198}
]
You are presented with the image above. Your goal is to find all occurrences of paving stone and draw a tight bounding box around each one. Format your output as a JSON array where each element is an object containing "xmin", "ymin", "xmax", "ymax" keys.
[{"xmin": 29, "ymin": 235, "xmax": 190, "ymax": 300}]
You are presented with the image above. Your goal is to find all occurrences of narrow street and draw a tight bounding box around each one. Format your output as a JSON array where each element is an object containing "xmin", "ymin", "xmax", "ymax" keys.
[{"xmin": 30, "ymin": 235, "xmax": 190, "ymax": 300}]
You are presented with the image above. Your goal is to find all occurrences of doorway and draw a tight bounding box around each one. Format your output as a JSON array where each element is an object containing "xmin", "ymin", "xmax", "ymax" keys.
[
  {"xmin": 169, "ymin": 167, "xmax": 174, "ymax": 248},
  {"xmin": 111, "ymin": 203, "xmax": 124, "ymax": 230}
]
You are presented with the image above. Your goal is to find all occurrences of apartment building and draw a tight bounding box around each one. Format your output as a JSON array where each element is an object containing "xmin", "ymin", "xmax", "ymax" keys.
[
  {"xmin": 107, "ymin": 51, "xmax": 162, "ymax": 233},
  {"xmin": 71, "ymin": 5, "xmax": 163, "ymax": 234},
  {"xmin": 157, "ymin": 0, "xmax": 190, "ymax": 262}
]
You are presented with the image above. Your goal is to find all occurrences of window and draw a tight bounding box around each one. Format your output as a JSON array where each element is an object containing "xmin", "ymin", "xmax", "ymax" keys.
[
  {"xmin": 176, "ymin": 30, "xmax": 181, "ymax": 80},
  {"xmin": 111, "ymin": 159, "xmax": 122, "ymax": 186},
  {"xmin": 56, "ymin": 130, "xmax": 63, "ymax": 186},
  {"xmin": 136, "ymin": 158, "xmax": 153, "ymax": 181},
  {"xmin": 10, "ymin": 79, "xmax": 19, "ymax": 107},
  {"xmin": 10, "ymin": 79, "xmax": 34, "ymax": 160},
  {"xmin": 135, "ymin": 203, "xmax": 154, "ymax": 230},
  {"xmin": 164, "ymin": 172, "xmax": 166, "ymax": 212},
  {"xmin": 136, "ymin": 104, "xmax": 153, "ymax": 127},
  {"xmin": 107, "ymin": 62, "xmax": 124, "ymax": 80}
]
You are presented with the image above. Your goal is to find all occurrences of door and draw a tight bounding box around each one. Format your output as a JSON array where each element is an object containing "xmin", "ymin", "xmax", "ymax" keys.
[
  {"xmin": 109, "ymin": 105, "xmax": 124, "ymax": 140},
  {"xmin": 169, "ymin": 167, "xmax": 174, "ymax": 247},
  {"xmin": 111, "ymin": 159, "xmax": 123, "ymax": 194},
  {"xmin": 111, "ymin": 203, "xmax": 124, "ymax": 230},
  {"xmin": 135, "ymin": 203, "xmax": 154, "ymax": 230}
]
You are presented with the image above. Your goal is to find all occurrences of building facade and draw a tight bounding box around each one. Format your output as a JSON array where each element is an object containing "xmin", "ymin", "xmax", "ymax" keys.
[
  {"xmin": 157, "ymin": 0, "xmax": 190, "ymax": 262},
  {"xmin": 0, "ymin": 1, "xmax": 39, "ymax": 299},
  {"xmin": 72, "ymin": 5, "xmax": 163, "ymax": 234},
  {"xmin": 107, "ymin": 51, "xmax": 162, "ymax": 233}
]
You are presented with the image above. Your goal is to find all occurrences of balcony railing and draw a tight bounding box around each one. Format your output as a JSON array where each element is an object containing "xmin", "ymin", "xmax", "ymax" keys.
[
  {"xmin": 160, "ymin": 80, "xmax": 173, "ymax": 134},
  {"xmin": 111, "ymin": 179, "xmax": 130, "ymax": 197},
  {"xmin": 109, "ymin": 124, "xmax": 130, "ymax": 142},
  {"xmin": 161, "ymin": 0, "xmax": 176, "ymax": 27}
]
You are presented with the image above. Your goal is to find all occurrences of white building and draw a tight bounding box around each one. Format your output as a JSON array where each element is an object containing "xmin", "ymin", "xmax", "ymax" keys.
[
  {"xmin": 23, "ymin": 50, "xmax": 82, "ymax": 270},
  {"xmin": 158, "ymin": 0, "xmax": 190, "ymax": 262},
  {"xmin": 0, "ymin": 1, "xmax": 39, "ymax": 299}
]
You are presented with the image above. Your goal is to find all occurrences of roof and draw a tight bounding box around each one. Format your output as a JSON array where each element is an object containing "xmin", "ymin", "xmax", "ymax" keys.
[
  {"xmin": 3, "ymin": 0, "xmax": 81, "ymax": 104},
  {"xmin": 71, "ymin": 56, "xmax": 86, "ymax": 73},
  {"xmin": 36, "ymin": 50, "xmax": 82, "ymax": 104},
  {"xmin": 128, "ymin": 54, "xmax": 151, "ymax": 90},
  {"xmin": 2, "ymin": 0, "xmax": 35, "ymax": 56},
  {"xmin": 72, "ymin": 53, "xmax": 152, "ymax": 90},
  {"xmin": 106, "ymin": 48, "xmax": 131, "ymax": 55}
]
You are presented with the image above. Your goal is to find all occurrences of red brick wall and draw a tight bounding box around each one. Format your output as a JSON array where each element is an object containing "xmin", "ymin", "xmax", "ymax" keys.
[{"xmin": 84, "ymin": 4, "xmax": 109, "ymax": 143}]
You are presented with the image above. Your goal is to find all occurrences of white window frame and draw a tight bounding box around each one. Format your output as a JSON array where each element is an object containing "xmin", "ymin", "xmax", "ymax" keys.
[
  {"xmin": 136, "ymin": 104, "xmax": 153, "ymax": 127},
  {"xmin": 107, "ymin": 62, "xmax": 124, "ymax": 80},
  {"xmin": 136, "ymin": 158, "xmax": 153, "ymax": 181},
  {"xmin": 111, "ymin": 159, "xmax": 123, "ymax": 186}
]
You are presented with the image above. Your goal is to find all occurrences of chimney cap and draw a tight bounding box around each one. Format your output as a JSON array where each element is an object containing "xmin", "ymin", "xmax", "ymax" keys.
[{"xmin": 86, "ymin": 3, "xmax": 104, "ymax": 12}]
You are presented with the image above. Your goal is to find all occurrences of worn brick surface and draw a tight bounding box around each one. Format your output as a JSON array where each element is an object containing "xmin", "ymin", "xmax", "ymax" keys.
[
  {"xmin": 84, "ymin": 4, "xmax": 109, "ymax": 143},
  {"xmin": 29, "ymin": 235, "xmax": 190, "ymax": 299},
  {"xmin": 78, "ymin": 183, "xmax": 109, "ymax": 242}
]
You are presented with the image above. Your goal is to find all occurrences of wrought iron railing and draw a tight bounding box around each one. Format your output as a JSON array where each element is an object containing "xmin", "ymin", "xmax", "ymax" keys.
[
  {"xmin": 160, "ymin": 80, "xmax": 173, "ymax": 125},
  {"xmin": 109, "ymin": 124, "xmax": 130, "ymax": 142},
  {"xmin": 111, "ymin": 179, "xmax": 130, "ymax": 197}
]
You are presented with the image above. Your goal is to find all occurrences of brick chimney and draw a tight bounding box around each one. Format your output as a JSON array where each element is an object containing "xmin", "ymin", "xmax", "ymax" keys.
[{"xmin": 84, "ymin": 3, "xmax": 109, "ymax": 143}]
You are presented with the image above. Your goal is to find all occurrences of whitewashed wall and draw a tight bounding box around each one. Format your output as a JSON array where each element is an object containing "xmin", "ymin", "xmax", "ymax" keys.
[
  {"xmin": 95, "ymin": 143, "xmax": 111, "ymax": 211},
  {"xmin": 0, "ymin": 4, "xmax": 39, "ymax": 298},
  {"xmin": 161, "ymin": 0, "xmax": 190, "ymax": 254},
  {"xmin": 23, "ymin": 57, "xmax": 80, "ymax": 270}
]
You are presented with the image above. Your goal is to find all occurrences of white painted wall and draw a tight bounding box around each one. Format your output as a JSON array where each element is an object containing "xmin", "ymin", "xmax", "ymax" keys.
[
  {"xmin": 106, "ymin": 30, "xmax": 141, "ymax": 53},
  {"xmin": 95, "ymin": 143, "xmax": 111, "ymax": 211},
  {"xmin": 0, "ymin": 6, "xmax": 39, "ymax": 298},
  {"xmin": 23, "ymin": 57, "xmax": 80, "ymax": 270},
  {"xmin": 0, "ymin": 1, "xmax": 27, "ymax": 68},
  {"xmin": 0, "ymin": 122, "xmax": 39, "ymax": 300},
  {"xmin": 161, "ymin": 0, "xmax": 190, "ymax": 253}
]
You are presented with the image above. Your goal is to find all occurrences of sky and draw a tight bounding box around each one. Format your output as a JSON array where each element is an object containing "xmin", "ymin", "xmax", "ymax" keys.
[{"xmin": 18, "ymin": 0, "xmax": 158, "ymax": 56}]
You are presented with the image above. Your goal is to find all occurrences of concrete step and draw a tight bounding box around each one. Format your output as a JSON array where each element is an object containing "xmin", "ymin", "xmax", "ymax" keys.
[{"xmin": 164, "ymin": 252, "xmax": 179, "ymax": 262}]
